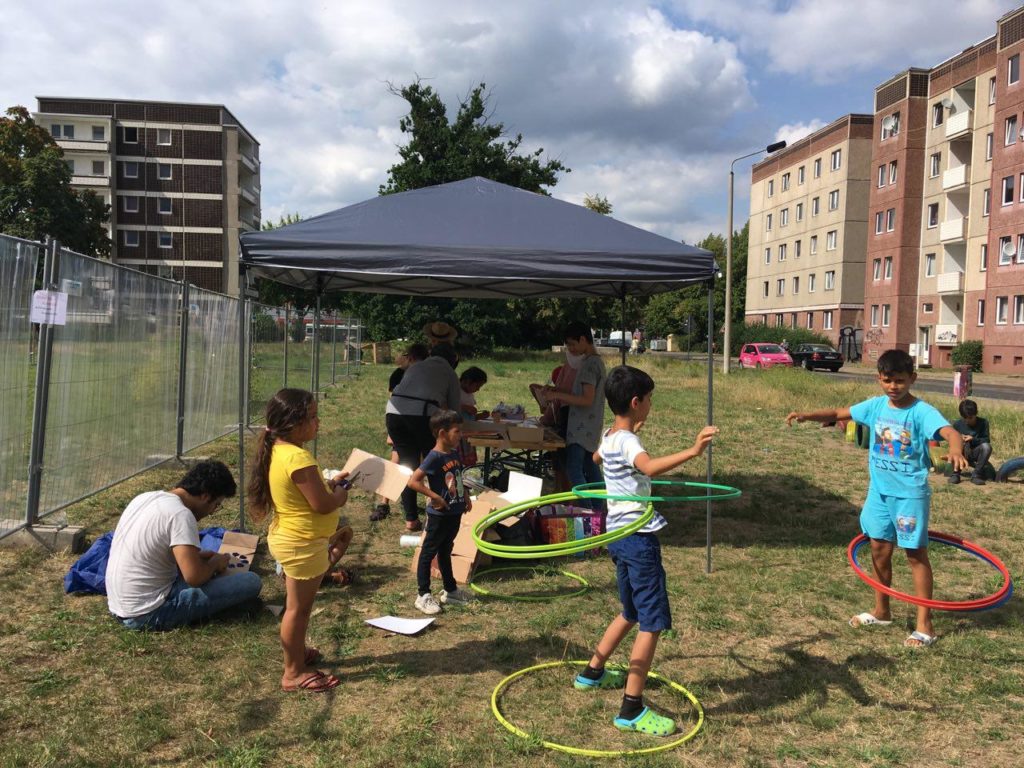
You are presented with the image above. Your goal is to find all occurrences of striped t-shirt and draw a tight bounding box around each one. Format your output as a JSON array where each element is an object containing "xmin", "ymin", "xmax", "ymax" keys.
[{"xmin": 599, "ymin": 428, "xmax": 667, "ymax": 534}]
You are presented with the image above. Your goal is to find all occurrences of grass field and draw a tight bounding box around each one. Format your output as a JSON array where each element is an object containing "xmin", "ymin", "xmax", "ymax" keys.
[{"xmin": 1, "ymin": 355, "xmax": 1022, "ymax": 768}]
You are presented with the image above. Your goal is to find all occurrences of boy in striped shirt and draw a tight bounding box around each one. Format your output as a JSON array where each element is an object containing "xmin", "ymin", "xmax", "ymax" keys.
[{"xmin": 574, "ymin": 365, "xmax": 717, "ymax": 737}]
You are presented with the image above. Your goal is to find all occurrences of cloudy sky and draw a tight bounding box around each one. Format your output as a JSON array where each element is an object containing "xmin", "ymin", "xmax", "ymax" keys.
[{"xmin": 2, "ymin": 0, "xmax": 1018, "ymax": 244}]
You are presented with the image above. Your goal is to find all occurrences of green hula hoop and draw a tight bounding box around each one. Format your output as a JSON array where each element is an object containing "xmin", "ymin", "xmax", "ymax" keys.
[
  {"xmin": 469, "ymin": 566, "xmax": 590, "ymax": 601},
  {"xmin": 573, "ymin": 480, "xmax": 742, "ymax": 503},
  {"xmin": 491, "ymin": 660, "xmax": 704, "ymax": 757},
  {"xmin": 471, "ymin": 491, "xmax": 654, "ymax": 559}
]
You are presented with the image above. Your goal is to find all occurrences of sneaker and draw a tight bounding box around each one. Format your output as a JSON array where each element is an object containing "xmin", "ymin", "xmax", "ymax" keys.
[
  {"xmin": 439, "ymin": 587, "xmax": 475, "ymax": 605},
  {"xmin": 948, "ymin": 473, "xmax": 961, "ymax": 485},
  {"xmin": 370, "ymin": 503, "xmax": 391, "ymax": 522},
  {"xmin": 574, "ymin": 667, "xmax": 626, "ymax": 690},
  {"xmin": 613, "ymin": 706, "xmax": 676, "ymax": 737},
  {"xmin": 414, "ymin": 593, "xmax": 442, "ymax": 615},
  {"xmin": 970, "ymin": 475, "xmax": 986, "ymax": 486}
]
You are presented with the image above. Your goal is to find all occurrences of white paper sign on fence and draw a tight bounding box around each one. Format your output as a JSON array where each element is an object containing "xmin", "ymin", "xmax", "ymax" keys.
[{"xmin": 30, "ymin": 290, "xmax": 68, "ymax": 326}]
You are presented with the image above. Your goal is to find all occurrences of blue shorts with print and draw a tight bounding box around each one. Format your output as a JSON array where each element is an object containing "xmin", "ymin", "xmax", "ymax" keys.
[
  {"xmin": 860, "ymin": 488, "xmax": 930, "ymax": 550},
  {"xmin": 607, "ymin": 533, "xmax": 671, "ymax": 633}
]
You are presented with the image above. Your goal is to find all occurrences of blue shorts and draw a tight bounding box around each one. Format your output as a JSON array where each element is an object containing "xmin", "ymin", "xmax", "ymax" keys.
[
  {"xmin": 860, "ymin": 488, "xmax": 930, "ymax": 550},
  {"xmin": 607, "ymin": 533, "xmax": 671, "ymax": 633}
]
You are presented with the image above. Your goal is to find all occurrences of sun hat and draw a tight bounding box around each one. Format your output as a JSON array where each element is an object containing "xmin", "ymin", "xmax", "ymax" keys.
[{"xmin": 423, "ymin": 321, "xmax": 458, "ymax": 345}]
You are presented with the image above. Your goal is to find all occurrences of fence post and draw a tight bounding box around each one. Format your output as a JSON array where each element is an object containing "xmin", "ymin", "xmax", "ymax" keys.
[
  {"xmin": 243, "ymin": 299, "xmax": 252, "ymax": 428},
  {"xmin": 237, "ymin": 268, "xmax": 247, "ymax": 531},
  {"xmin": 331, "ymin": 309, "xmax": 338, "ymax": 384},
  {"xmin": 312, "ymin": 292, "xmax": 322, "ymax": 458},
  {"xmin": 175, "ymin": 282, "xmax": 190, "ymax": 459},
  {"xmin": 283, "ymin": 304, "xmax": 289, "ymax": 388},
  {"xmin": 25, "ymin": 239, "xmax": 60, "ymax": 526}
]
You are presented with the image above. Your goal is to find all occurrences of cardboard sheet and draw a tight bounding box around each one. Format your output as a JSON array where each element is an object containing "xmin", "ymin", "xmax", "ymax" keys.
[
  {"xmin": 336, "ymin": 448, "xmax": 413, "ymax": 501},
  {"xmin": 216, "ymin": 531, "xmax": 259, "ymax": 577},
  {"xmin": 365, "ymin": 616, "xmax": 435, "ymax": 635}
]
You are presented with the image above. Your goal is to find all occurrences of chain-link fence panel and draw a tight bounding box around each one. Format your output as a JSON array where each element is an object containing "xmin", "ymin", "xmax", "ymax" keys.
[
  {"xmin": 249, "ymin": 302, "xmax": 287, "ymax": 423},
  {"xmin": 285, "ymin": 312, "xmax": 314, "ymax": 392},
  {"xmin": 0, "ymin": 236, "xmax": 40, "ymax": 531},
  {"xmin": 40, "ymin": 250, "xmax": 181, "ymax": 516},
  {"xmin": 182, "ymin": 286, "xmax": 240, "ymax": 452}
]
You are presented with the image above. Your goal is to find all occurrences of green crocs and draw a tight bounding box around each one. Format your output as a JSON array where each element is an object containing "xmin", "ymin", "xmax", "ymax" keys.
[
  {"xmin": 613, "ymin": 706, "xmax": 676, "ymax": 736},
  {"xmin": 573, "ymin": 667, "xmax": 627, "ymax": 690}
]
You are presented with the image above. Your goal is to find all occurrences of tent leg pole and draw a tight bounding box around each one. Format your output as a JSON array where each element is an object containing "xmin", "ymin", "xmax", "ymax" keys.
[
  {"xmin": 706, "ymin": 279, "xmax": 714, "ymax": 574},
  {"xmin": 620, "ymin": 291, "xmax": 626, "ymax": 366}
]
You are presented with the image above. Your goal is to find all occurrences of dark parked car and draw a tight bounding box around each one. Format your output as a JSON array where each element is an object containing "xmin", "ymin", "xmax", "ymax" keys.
[{"xmin": 790, "ymin": 343, "xmax": 844, "ymax": 372}]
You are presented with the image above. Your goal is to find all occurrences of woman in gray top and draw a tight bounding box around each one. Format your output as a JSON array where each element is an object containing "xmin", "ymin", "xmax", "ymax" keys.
[{"xmin": 386, "ymin": 343, "xmax": 462, "ymax": 530}]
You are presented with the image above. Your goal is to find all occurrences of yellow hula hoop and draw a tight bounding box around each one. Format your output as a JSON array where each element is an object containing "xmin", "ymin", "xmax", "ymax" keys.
[{"xmin": 490, "ymin": 660, "xmax": 704, "ymax": 758}]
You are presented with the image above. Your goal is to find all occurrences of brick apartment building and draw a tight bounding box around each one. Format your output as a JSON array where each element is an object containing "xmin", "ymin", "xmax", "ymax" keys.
[
  {"xmin": 746, "ymin": 114, "xmax": 873, "ymax": 344},
  {"xmin": 33, "ymin": 97, "xmax": 260, "ymax": 296}
]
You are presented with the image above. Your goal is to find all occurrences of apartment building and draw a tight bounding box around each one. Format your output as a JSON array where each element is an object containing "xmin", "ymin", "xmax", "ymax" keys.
[
  {"xmin": 34, "ymin": 97, "xmax": 260, "ymax": 295},
  {"xmin": 746, "ymin": 114, "xmax": 873, "ymax": 343}
]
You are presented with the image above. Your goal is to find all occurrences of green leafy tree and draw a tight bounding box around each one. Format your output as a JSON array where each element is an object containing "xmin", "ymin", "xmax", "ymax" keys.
[
  {"xmin": 583, "ymin": 193, "xmax": 613, "ymax": 215},
  {"xmin": 0, "ymin": 106, "xmax": 110, "ymax": 255}
]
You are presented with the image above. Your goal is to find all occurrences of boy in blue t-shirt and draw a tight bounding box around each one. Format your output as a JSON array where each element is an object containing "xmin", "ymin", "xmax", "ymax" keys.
[
  {"xmin": 407, "ymin": 410, "xmax": 475, "ymax": 615},
  {"xmin": 787, "ymin": 349, "xmax": 967, "ymax": 648}
]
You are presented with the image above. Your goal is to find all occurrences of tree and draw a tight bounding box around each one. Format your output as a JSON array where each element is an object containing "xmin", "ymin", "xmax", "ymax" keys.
[
  {"xmin": 583, "ymin": 194, "xmax": 613, "ymax": 215},
  {"xmin": 380, "ymin": 81, "xmax": 569, "ymax": 195},
  {"xmin": 0, "ymin": 106, "xmax": 110, "ymax": 256}
]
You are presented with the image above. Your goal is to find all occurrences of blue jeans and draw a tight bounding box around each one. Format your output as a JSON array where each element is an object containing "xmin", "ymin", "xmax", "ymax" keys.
[
  {"xmin": 566, "ymin": 442, "xmax": 603, "ymax": 510},
  {"xmin": 118, "ymin": 572, "xmax": 262, "ymax": 631}
]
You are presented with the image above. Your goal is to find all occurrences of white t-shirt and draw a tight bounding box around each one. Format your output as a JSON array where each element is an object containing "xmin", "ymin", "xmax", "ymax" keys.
[
  {"xmin": 599, "ymin": 429, "xmax": 667, "ymax": 534},
  {"xmin": 106, "ymin": 491, "xmax": 201, "ymax": 618}
]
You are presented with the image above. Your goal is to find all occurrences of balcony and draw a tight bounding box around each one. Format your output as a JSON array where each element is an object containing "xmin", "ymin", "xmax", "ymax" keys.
[
  {"xmin": 936, "ymin": 271, "xmax": 964, "ymax": 294},
  {"xmin": 240, "ymin": 186, "xmax": 258, "ymax": 205},
  {"xmin": 945, "ymin": 110, "xmax": 973, "ymax": 139},
  {"xmin": 71, "ymin": 174, "xmax": 110, "ymax": 187},
  {"xmin": 239, "ymin": 154, "xmax": 259, "ymax": 174},
  {"xmin": 56, "ymin": 138, "xmax": 110, "ymax": 153},
  {"xmin": 935, "ymin": 324, "xmax": 960, "ymax": 346},
  {"xmin": 942, "ymin": 164, "xmax": 970, "ymax": 191},
  {"xmin": 939, "ymin": 217, "xmax": 965, "ymax": 242}
]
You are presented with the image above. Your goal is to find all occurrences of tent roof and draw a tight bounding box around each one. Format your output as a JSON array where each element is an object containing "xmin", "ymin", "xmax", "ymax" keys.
[{"xmin": 239, "ymin": 177, "xmax": 716, "ymax": 299}]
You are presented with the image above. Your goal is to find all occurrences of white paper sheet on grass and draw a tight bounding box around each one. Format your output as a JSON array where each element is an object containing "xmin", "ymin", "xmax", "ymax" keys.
[{"xmin": 365, "ymin": 616, "xmax": 435, "ymax": 635}]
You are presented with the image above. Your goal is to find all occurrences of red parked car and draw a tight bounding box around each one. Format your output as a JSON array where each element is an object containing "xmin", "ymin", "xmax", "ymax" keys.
[{"xmin": 737, "ymin": 343, "xmax": 794, "ymax": 369}]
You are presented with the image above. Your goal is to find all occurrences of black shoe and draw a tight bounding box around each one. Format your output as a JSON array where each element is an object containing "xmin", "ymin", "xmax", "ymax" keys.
[
  {"xmin": 970, "ymin": 476, "xmax": 986, "ymax": 486},
  {"xmin": 948, "ymin": 473, "xmax": 961, "ymax": 485},
  {"xmin": 370, "ymin": 503, "xmax": 391, "ymax": 522}
]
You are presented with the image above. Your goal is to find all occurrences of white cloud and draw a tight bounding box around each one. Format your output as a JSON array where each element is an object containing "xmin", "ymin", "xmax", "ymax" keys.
[{"xmin": 774, "ymin": 119, "xmax": 829, "ymax": 146}]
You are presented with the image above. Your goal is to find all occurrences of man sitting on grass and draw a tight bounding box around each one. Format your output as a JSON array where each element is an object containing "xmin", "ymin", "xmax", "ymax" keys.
[{"xmin": 106, "ymin": 461, "xmax": 262, "ymax": 630}]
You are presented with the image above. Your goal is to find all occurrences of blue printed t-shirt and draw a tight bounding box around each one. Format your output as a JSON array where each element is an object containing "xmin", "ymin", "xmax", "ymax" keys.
[
  {"xmin": 849, "ymin": 396, "xmax": 950, "ymax": 498},
  {"xmin": 418, "ymin": 449, "xmax": 467, "ymax": 516}
]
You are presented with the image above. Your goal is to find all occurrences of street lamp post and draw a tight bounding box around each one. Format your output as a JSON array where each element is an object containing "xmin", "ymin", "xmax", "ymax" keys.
[{"xmin": 723, "ymin": 140, "xmax": 787, "ymax": 374}]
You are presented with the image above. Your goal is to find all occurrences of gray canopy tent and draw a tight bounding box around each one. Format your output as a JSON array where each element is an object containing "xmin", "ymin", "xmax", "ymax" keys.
[{"xmin": 238, "ymin": 176, "xmax": 725, "ymax": 570}]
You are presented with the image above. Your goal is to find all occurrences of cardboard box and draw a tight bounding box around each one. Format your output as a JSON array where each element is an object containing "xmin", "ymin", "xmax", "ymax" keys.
[
  {"xmin": 216, "ymin": 531, "xmax": 259, "ymax": 577},
  {"xmin": 507, "ymin": 424, "xmax": 544, "ymax": 444}
]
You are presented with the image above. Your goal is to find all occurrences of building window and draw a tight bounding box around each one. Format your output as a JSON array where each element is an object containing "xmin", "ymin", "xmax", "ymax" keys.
[
  {"xmin": 158, "ymin": 163, "xmax": 172, "ymax": 180},
  {"xmin": 798, "ymin": 166, "xmax": 805, "ymax": 185},
  {"xmin": 871, "ymin": 305, "xmax": 879, "ymax": 327},
  {"xmin": 991, "ymin": 76, "xmax": 998, "ymax": 104},
  {"xmin": 981, "ymin": 243, "xmax": 988, "ymax": 272},
  {"xmin": 1015, "ymin": 296, "xmax": 1024, "ymax": 324},
  {"xmin": 872, "ymin": 258, "xmax": 881, "ymax": 280},
  {"xmin": 776, "ymin": 314, "xmax": 784, "ymax": 327},
  {"xmin": 779, "ymin": 243, "xmax": 787, "ymax": 261},
  {"xmin": 767, "ymin": 179, "xmax": 774, "ymax": 197},
  {"xmin": 790, "ymin": 313, "xmax": 798, "ymax": 328},
  {"xmin": 824, "ymin": 270, "xmax": 835, "ymax": 290},
  {"xmin": 999, "ymin": 235, "xmax": 1013, "ymax": 265},
  {"xmin": 50, "ymin": 124, "xmax": 60, "ymax": 138},
  {"xmin": 927, "ymin": 203, "xmax": 938, "ymax": 228},
  {"xmin": 987, "ymin": 132, "xmax": 994, "ymax": 160},
  {"xmin": 792, "ymin": 276, "xmax": 799, "ymax": 294},
  {"xmin": 762, "ymin": 281, "xmax": 769, "ymax": 298},
  {"xmin": 875, "ymin": 211, "xmax": 884, "ymax": 234},
  {"xmin": 776, "ymin": 279, "xmax": 784, "ymax": 297},
  {"xmin": 1019, "ymin": 235, "xmax": 1024, "ymax": 264},
  {"xmin": 881, "ymin": 112, "xmax": 900, "ymax": 139},
  {"xmin": 828, "ymin": 190, "xmax": 839, "ymax": 210},
  {"xmin": 878, "ymin": 165, "xmax": 886, "ymax": 188},
  {"xmin": 810, "ymin": 236, "xmax": 818, "ymax": 254},
  {"xmin": 64, "ymin": 159, "xmax": 74, "ymax": 174},
  {"xmin": 158, "ymin": 197, "xmax": 173, "ymax": 215},
  {"xmin": 813, "ymin": 158, "xmax": 821, "ymax": 178},
  {"xmin": 781, "ymin": 172, "xmax": 790, "ymax": 191},
  {"xmin": 1006, "ymin": 115, "xmax": 1018, "ymax": 146},
  {"xmin": 996, "ymin": 296, "xmax": 1008, "ymax": 324},
  {"xmin": 806, "ymin": 312, "xmax": 813, "ymax": 329},
  {"xmin": 780, "ymin": 208, "xmax": 789, "ymax": 226},
  {"xmin": 886, "ymin": 209, "xmax": 895, "ymax": 232},
  {"xmin": 811, "ymin": 197, "xmax": 820, "ymax": 216},
  {"xmin": 764, "ymin": 247, "xmax": 771, "ymax": 265},
  {"xmin": 984, "ymin": 188, "xmax": 991, "ymax": 216},
  {"xmin": 766, "ymin": 213, "xmax": 773, "ymax": 231},
  {"xmin": 1009, "ymin": 53, "xmax": 1020, "ymax": 85},
  {"xmin": 1003, "ymin": 176, "xmax": 1015, "ymax": 205},
  {"xmin": 92, "ymin": 160, "xmax": 104, "ymax": 176},
  {"xmin": 930, "ymin": 153, "xmax": 941, "ymax": 177},
  {"xmin": 123, "ymin": 126, "xmax": 138, "ymax": 143},
  {"xmin": 925, "ymin": 253, "xmax": 935, "ymax": 277},
  {"xmin": 826, "ymin": 231, "xmax": 837, "ymax": 251},
  {"xmin": 923, "ymin": 302, "xmax": 933, "ymax": 313},
  {"xmin": 823, "ymin": 310, "xmax": 833, "ymax": 330},
  {"xmin": 794, "ymin": 239, "xmax": 802, "ymax": 259},
  {"xmin": 122, "ymin": 161, "xmax": 139, "ymax": 179},
  {"xmin": 808, "ymin": 273, "xmax": 816, "ymax": 292},
  {"xmin": 796, "ymin": 202, "xmax": 803, "ymax": 222},
  {"xmin": 123, "ymin": 230, "xmax": 139, "ymax": 247},
  {"xmin": 92, "ymin": 125, "xmax": 105, "ymax": 141},
  {"xmin": 889, "ymin": 160, "xmax": 897, "ymax": 184},
  {"xmin": 932, "ymin": 103, "xmax": 944, "ymax": 127},
  {"xmin": 883, "ymin": 256, "xmax": 893, "ymax": 279},
  {"xmin": 978, "ymin": 299, "xmax": 986, "ymax": 325},
  {"xmin": 122, "ymin": 196, "xmax": 140, "ymax": 213},
  {"xmin": 830, "ymin": 149, "xmax": 841, "ymax": 171},
  {"xmin": 882, "ymin": 304, "xmax": 891, "ymax": 327},
  {"xmin": 157, "ymin": 128, "xmax": 172, "ymax": 146},
  {"xmin": 158, "ymin": 232, "xmax": 173, "ymax": 249},
  {"xmin": 61, "ymin": 124, "xmax": 74, "ymax": 139}
]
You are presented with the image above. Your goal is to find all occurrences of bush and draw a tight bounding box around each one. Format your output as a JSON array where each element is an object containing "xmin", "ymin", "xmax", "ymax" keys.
[
  {"xmin": 724, "ymin": 322, "xmax": 837, "ymax": 357},
  {"xmin": 951, "ymin": 340, "xmax": 983, "ymax": 372},
  {"xmin": 252, "ymin": 312, "xmax": 284, "ymax": 343}
]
